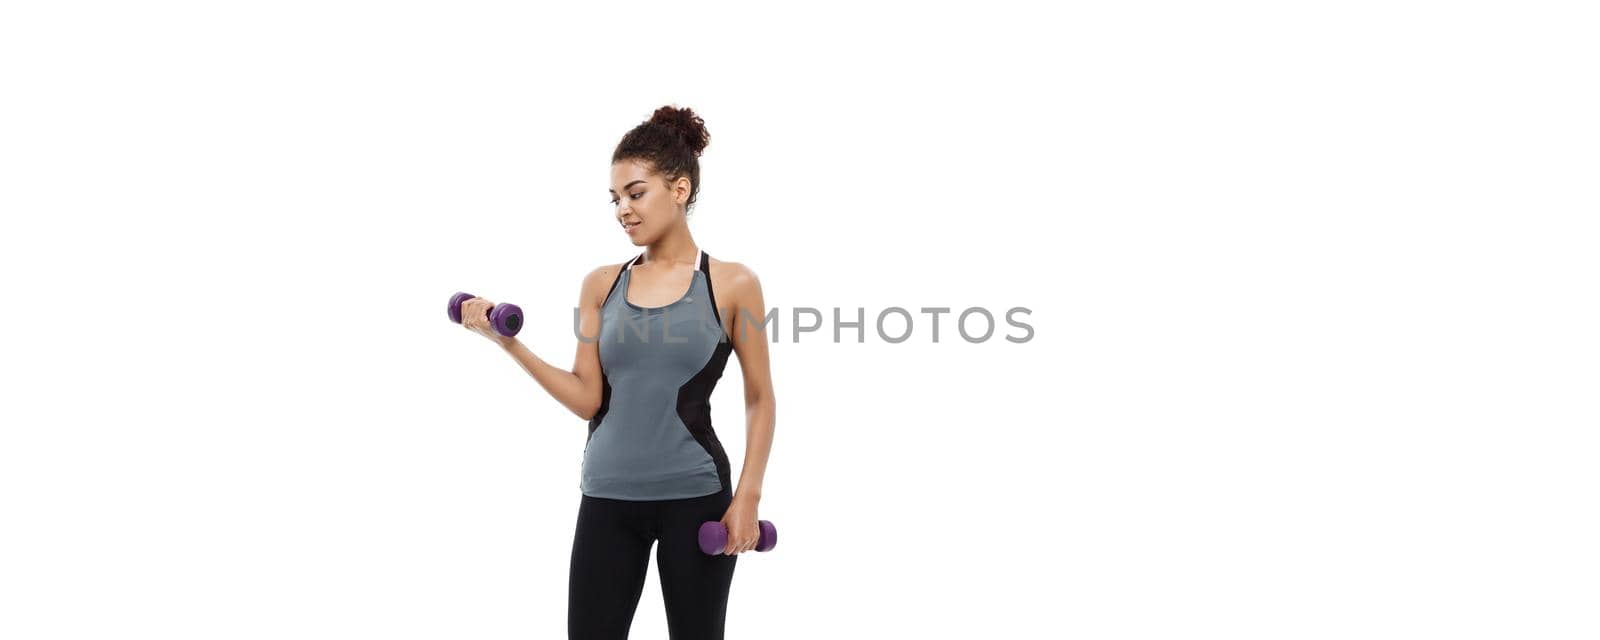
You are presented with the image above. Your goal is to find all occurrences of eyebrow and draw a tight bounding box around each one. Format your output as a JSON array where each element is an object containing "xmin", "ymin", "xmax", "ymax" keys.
[{"xmin": 608, "ymin": 180, "xmax": 647, "ymax": 195}]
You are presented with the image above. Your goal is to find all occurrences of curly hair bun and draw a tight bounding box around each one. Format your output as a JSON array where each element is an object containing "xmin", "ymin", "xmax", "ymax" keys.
[{"xmin": 648, "ymin": 105, "xmax": 710, "ymax": 157}]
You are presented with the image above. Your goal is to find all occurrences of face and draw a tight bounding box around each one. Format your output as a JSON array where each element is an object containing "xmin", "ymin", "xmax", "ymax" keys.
[{"xmin": 610, "ymin": 160, "xmax": 690, "ymax": 245}]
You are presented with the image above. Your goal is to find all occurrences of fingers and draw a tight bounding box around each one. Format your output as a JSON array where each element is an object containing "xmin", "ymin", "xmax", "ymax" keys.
[
  {"xmin": 462, "ymin": 298, "xmax": 480, "ymax": 332},
  {"xmin": 461, "ymin": 297, "xmax": 495, "ymax": 335},
  {"xmin": 722, "ymin": 526, "xmax": 758, "ymax": 555}
]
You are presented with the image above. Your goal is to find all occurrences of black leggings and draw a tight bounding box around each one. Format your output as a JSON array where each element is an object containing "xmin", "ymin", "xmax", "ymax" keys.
[{"xmin": 568, "ymin": 487, "xmax": 738, "ymax": 639}]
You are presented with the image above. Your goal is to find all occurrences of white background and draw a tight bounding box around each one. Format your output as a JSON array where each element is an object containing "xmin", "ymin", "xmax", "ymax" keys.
[{"xmin": 3, "ymin": 2, "xmax": 1596, "ymax": 638}]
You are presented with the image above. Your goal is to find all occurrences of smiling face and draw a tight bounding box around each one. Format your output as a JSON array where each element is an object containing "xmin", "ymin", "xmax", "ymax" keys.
[{"xmin": 610, "ymin": 160, "xmax": 691, "ymax": 246}]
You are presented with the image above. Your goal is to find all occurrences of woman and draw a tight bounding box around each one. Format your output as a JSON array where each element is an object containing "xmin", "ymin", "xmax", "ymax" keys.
[{"xmin": 458, "ymin": 105, "xmax": 776, "ymax": 640}]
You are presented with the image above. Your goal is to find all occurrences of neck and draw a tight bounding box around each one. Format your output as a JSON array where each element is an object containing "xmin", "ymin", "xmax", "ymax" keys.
[{"xmin": 642, "ymin": 227, "xmax": 699, "ymax": 268}]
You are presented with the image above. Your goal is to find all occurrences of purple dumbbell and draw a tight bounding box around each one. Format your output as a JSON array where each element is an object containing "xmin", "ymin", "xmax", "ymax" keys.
[
  {"xmin": 447, "ymin": 291, "xmax": 524, "ymax": 337},
  {"xmin": 698, "ymin": 520, "xmax": 778, "ymax": 555}
]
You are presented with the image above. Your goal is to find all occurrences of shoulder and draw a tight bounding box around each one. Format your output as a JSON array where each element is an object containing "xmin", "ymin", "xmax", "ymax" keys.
[
  {"xmin": 580, "ymin": 259, "xmax": 632, "ymax": 305},
  {"xmin": 584, "ymin": 261, "xmax": 625, "ymax": 285},
  {"xmin": 708, "ymin": 256, "xmax": 762, "ymax": 301}
]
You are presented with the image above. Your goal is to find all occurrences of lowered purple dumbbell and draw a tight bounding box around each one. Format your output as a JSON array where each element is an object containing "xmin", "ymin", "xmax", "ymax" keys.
[
  {"xmin": 447, "ymin": 291, "xmax": 524, "ymax": 337},
  {"xmin": 698, "ymin": 520, "xmax": 778, "ymax": 555}
]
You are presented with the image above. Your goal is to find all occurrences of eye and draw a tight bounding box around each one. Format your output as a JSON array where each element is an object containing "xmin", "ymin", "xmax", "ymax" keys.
[{"xmin": 604, "ymin": 191, "xmax": 643, "ymax": 206}]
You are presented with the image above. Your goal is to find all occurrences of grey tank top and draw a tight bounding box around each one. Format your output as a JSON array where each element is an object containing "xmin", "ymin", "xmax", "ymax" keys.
[{"xmin": 580, "ymin": 249, "xmax": 735, "ymax": 500}]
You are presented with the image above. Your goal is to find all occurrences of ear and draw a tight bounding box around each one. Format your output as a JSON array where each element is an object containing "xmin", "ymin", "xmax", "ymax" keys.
[{"xmin": 673, "ymin": 175, "xmax": 692, "ymax": 206}]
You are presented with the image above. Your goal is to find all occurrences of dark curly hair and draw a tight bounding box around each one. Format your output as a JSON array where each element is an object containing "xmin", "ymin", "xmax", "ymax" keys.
[{"xmin": 612, "ymin": 105, "xmax": 710, "ymax": 216}]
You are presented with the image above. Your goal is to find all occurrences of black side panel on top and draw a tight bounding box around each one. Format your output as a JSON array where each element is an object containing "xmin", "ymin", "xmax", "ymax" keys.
[{"xmin": 676, "ymin": 327, "xmax": 736, "ymax": 493}]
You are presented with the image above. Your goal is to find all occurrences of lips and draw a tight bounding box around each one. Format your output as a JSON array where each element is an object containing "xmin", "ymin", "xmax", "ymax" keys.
[{"xmin": 623, "ymin": 220, "xmax": 641, "ymax": 233}]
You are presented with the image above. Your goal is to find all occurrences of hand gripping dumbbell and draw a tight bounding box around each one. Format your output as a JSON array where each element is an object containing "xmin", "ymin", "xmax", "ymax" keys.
[
  {"xmin": 447, "ymin": 291, "xmax": 524, "ymax": 337},
  {"xmin": 698, "ymin": 520, "xmax": 778, "ymax": 555}
]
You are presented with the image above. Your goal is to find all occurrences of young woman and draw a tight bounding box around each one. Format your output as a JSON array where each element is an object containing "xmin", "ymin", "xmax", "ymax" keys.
[{"xmin": 457, "ymin": 105, "xmax": 776, "ymax": 639}]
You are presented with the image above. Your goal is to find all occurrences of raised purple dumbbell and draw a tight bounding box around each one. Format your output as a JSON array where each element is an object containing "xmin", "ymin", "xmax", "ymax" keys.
[
  {"xmin": 698, "ymin": 520, "xmax": 778, "ymax": 555},
  {"xmin": 447, "ymin": 291, "xmax": 524, "ymax": 337}
]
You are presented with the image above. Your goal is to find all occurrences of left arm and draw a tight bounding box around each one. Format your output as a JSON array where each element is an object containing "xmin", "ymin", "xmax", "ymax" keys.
[{"xmin": 717, "ymin": 262, "xmax": 777, "ymax": 554}]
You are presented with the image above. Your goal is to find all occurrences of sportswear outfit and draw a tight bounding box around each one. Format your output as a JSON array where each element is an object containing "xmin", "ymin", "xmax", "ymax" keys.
[{"xmin": 569, "ymin": 249, "xmax": 738, "ymax": 639}]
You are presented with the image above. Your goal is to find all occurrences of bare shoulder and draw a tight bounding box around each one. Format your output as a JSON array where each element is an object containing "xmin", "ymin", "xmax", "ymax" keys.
[
  {"xmin": 708, "ymin": 257, "xmax": 767, "ymax": 343},
  {"xmin": 580, "ymin": 261, "xmax": 627, "ymax": 306},
  {"xmin": 708, "ymin": 256, "xmax": 762, "ymax": 301}
]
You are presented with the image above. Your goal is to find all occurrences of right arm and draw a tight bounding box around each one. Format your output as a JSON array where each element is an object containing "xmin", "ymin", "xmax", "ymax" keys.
[{"xmin": 462, "ymin": 264, "xmax": 614, "ymax": 421}]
